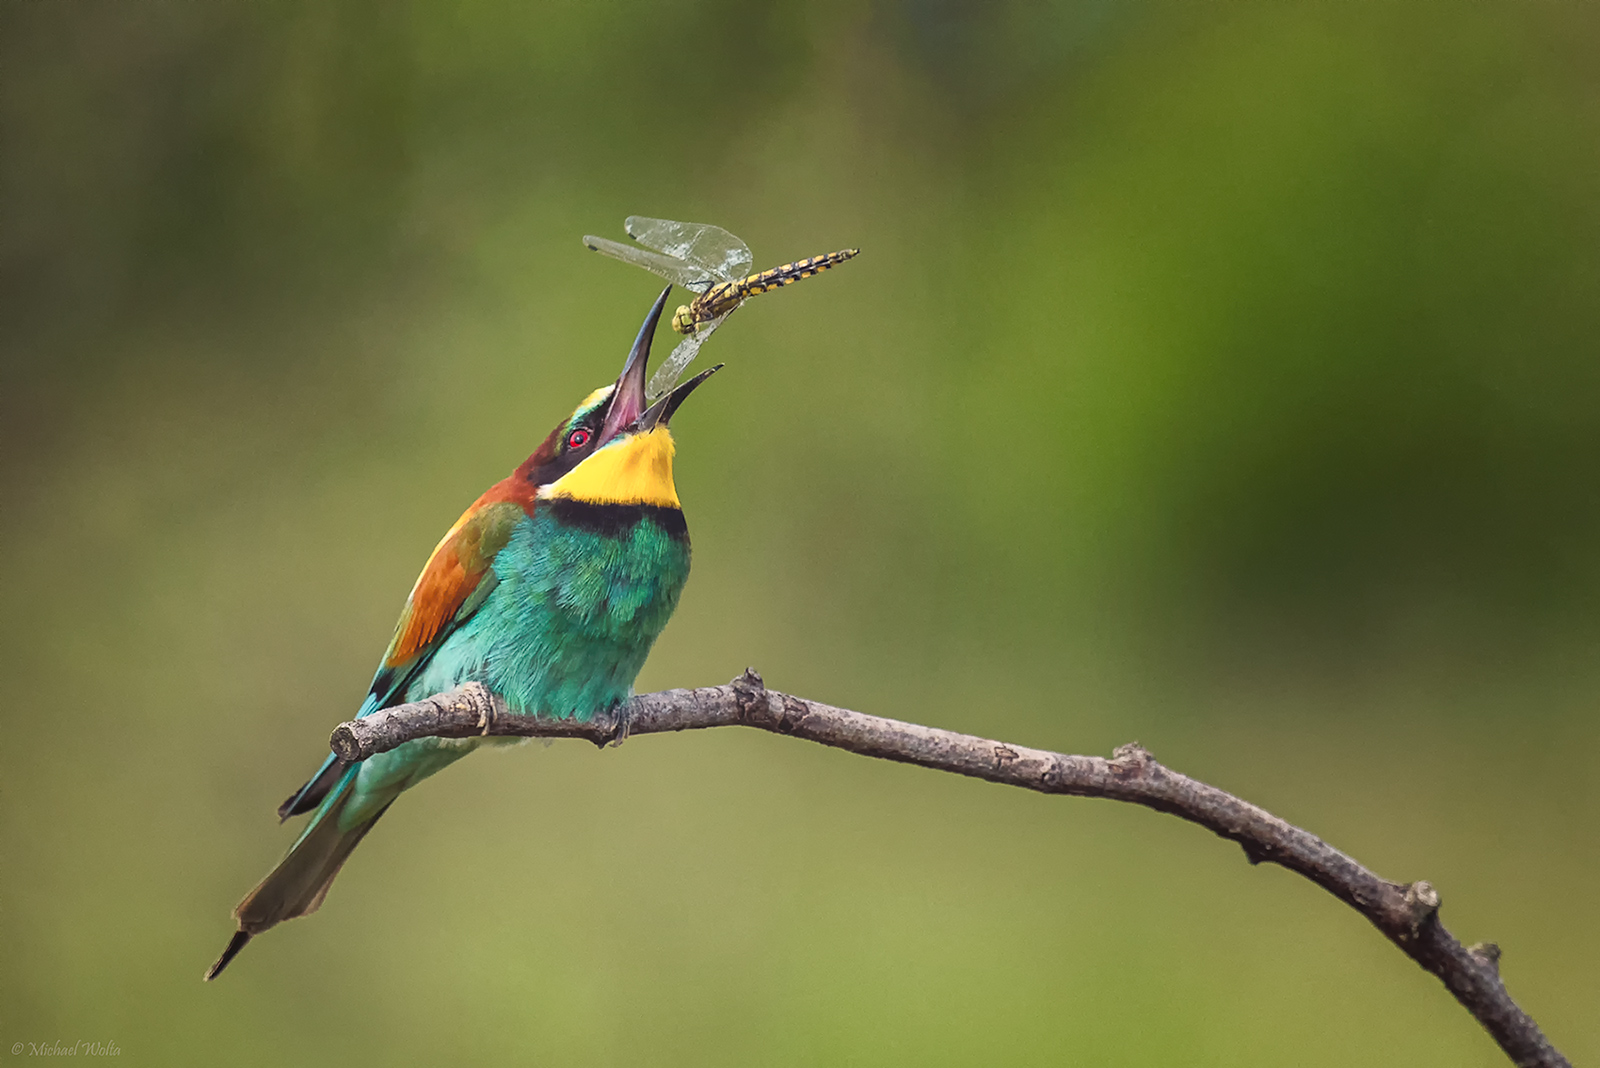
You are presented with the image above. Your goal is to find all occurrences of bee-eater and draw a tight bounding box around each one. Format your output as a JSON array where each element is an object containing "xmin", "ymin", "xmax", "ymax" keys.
[{"xmin": 207, "ymin": 287, "xmax": 715, "ymax": 980}]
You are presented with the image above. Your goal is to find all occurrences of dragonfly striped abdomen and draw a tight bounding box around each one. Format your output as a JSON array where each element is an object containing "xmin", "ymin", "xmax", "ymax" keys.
[
  {"xmin": 675, "ymin": 249, "xmax": 860, "ymax": 334},
  {"xmin": 585, "ymin": 216, "xmax": 859, "ymax": 397}
]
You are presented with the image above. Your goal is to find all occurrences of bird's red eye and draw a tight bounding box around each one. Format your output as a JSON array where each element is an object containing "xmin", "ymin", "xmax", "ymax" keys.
[{"xmin": 566, "ymin": 428, "xmax": 591, "ymax": 450}]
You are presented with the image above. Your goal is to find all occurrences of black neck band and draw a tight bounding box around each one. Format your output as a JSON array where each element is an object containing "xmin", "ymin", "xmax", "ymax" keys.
[{"xmin": 544, "ymin": 498, "xmax": 689, "ymax": 540}]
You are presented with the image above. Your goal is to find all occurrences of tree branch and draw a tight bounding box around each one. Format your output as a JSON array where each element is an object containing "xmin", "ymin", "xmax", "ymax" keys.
[{"xmin": 329, "ymin": 669, "xmax": 1568, "ymax": 1068}]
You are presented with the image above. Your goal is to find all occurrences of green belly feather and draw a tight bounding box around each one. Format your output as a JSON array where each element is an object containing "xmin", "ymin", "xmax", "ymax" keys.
[{"xmin": 342, "ymin": 506, "xmax": 690, "ymax": 825}]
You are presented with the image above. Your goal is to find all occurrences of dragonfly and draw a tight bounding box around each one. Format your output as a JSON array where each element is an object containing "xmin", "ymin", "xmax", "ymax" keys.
[{"xmin": 584, "ymin": 216, "xmax": 858, "ymax": 399}]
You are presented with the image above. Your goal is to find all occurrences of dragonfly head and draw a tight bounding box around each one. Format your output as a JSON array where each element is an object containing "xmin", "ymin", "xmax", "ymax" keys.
[{"xmin": 671, "ymin": 304, "xmax": 698, "ymax": 335}]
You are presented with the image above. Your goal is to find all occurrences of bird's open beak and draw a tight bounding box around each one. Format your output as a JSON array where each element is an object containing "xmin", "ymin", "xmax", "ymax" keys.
[
  {"xmin": 599, "ymin": 285, "xmax": 670, "ymax": 445},
  {"xmin": 640, "ymin": 363, "xmax": 723, "ymax": 430}
]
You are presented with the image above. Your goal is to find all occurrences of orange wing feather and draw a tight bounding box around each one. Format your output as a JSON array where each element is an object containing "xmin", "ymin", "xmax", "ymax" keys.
[{"xmin": 383, "ymin": 478, "xmax": 534, "ymax": 669}]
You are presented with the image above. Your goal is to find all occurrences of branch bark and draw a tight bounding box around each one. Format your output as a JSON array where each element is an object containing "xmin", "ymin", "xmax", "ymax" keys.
[{"xmin": 329, "ymin": 669, "xmax": 1568, "ymax": 1068}]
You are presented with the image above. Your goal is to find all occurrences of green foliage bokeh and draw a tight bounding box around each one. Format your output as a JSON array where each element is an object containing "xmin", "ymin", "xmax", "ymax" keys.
[{"xmin": 2, "ymin": 2, "xmax": 1596, "ymax": 1064}]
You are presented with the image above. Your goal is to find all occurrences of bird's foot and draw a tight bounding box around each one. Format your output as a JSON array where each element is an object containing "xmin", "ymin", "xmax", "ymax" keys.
[{"xmin": 607, "ymin": 703, "xmax": 632, "ymax": 748}]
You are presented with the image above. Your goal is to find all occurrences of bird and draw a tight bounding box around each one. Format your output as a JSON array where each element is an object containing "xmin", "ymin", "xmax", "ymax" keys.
[{"xmin": 207, "ymin": 286, "xmax": 718, "ymax": 980}]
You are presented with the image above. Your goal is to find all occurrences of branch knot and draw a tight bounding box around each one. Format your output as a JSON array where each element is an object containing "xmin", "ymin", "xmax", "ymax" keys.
[
  {"xmin": 730, "ymin": 667, "xmax": 768, "ymax": 723},
  {"xmin": 1469, "ymin": 942, "xmax": 1503, "ymax": 976},
  {"xmin": 1112, "ymin": 742, "xmax": 1153, "ymax": 765},
  {"xmin": 1403, "ymin": 880, "xmax": 1441, "ymax": 935}
]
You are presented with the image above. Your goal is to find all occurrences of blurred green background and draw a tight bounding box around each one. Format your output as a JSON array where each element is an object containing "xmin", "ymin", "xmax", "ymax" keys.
[{"xmin": 3, "ymin": 1, "xmax": 1597, "ymax": 1064}]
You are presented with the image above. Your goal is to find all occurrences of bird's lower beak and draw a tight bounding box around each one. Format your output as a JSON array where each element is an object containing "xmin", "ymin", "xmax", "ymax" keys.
[
  {"xmin": 640, "ymin": 363, "xmax": 723, "ymax": 430},
  {"xmin": 599, "ymin": 285, "xmax": 670, "ymax": 445}
]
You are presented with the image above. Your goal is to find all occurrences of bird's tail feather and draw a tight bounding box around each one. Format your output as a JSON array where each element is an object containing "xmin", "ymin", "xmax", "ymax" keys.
[
  {"xmin": 277, "ymin": 753, "xmax": 347, "ymax": 821},
  {"xmin": 205, "ymin": 769, "xmax": 393, "ymax": 981}
]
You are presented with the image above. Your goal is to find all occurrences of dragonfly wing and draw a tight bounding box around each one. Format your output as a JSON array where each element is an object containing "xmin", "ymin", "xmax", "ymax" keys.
[
  {"xmin": 583, "ymin": 234, "xmax": 715, "ymax": 291},
  {"xmin": 625, "ymin": 216, "xmax": 754, "ymax": 285},
  {"xmin": 647, "ymin": 313, "xmax": 727, "ymax": 401}
]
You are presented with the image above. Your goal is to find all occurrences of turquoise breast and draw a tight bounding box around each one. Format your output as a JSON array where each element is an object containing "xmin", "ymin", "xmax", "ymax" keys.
[
  {"xmin": 413, "ymin": 501, "xmax": 692, "ymax": 717},
  {"xmin": 342, "ymin": 502, "xmax": 691, "ymax": 823}
]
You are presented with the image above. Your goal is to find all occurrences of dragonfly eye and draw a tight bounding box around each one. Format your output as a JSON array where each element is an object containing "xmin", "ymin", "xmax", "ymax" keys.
[{"xmin": 566, "ymin": 428, "xmax": 592, "ymax": 450}]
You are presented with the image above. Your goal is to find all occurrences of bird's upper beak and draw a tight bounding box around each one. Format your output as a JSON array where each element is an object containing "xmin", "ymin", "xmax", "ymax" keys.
[
  {"xmin": 600, "ymin": 285, "xmax": 723, "ymax": 439},
  {"xmin": 599, "ymin": 285, "xmax": 670, "ymax": 446}
]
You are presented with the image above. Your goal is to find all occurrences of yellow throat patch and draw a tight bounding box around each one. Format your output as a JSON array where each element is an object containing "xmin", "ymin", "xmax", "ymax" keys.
[{"xmin": 541, "ymin": 426, "xmax": 680, "ymax": 508}]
